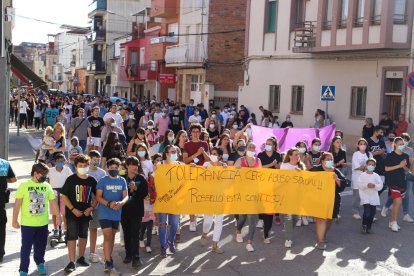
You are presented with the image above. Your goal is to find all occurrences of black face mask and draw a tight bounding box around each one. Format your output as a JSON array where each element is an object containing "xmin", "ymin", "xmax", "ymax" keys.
[
  {"xmin": 377, "ymin": 134, "xmax": 383, "ymax": 139},
  {"xmin": 37, "ymin": 175, "xmax": 47, "ymax": 183},
  {"xmin": 388, "ymin": 138, "xmax": 395, "ymax": 142},
  {"xmin": 237, "ymin": 146, "xmax": 246, "ymax": 152}
]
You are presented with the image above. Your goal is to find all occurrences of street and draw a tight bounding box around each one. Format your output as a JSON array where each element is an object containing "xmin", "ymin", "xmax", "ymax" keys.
[{"xmin": 0, "ymin": 127, "xmax": 413, "ymax": 276}]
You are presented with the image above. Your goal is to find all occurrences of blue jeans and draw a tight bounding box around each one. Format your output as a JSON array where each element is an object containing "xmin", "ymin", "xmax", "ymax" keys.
[
  {"xmin": 19, "ymin": 225, "xmax": 48, "ymax": 273},
  {"xmin": 158, "ymin": 213, "xmax": 179, "ymax": 248},
  {"xmin": 385, "ymin": 179, "xmax": 412, "ymax": 215},
  {"xmin": 78, "ymin": 140, "xmax": 87, "ymax": 153}
]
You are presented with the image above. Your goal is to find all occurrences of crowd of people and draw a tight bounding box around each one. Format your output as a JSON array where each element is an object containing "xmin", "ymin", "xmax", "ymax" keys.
[{"xmin": 2, "ymin": 90, "xmax": 413, "ymax": 275}]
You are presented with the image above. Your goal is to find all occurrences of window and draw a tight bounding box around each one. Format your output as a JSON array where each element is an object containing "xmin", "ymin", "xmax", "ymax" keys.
[
  {"xmin": 350, "ymin": 87, "xmax": 367, "ymax": 118},
  {"xmin": 269, "ymin": 85, "xmax": 280, "ymax": 112},
  {"xmin": 291, "ymin": 86, "xmax": 304, "ymax": 113},
  {"xmin": 323, "ymin": 0, "xmax": 333, "ymax": 29},
  {"xmin": 339, "ymin": 0, "xmax": 349, "ymax": 28},
  {"xmin": 190, "ymin": 75, "xmax": 202, "ymax": 92},
  {"xmin": 355, "ymin": 0, "xmax": 365, "ymax": 27},
  {"xmin": 393, "ymin": 0, "xmax": 406, "ymax": 24},
  {"xmin": 295, "ymin": 0, "xmax": 305, "ymax": 26},
  {"xmin": 266, "ymin": 0, "xmax": 277, "ymax": 33},
  {"xmin": 371, "ymin": 0, "xmax": 382, "ymax": 25}
]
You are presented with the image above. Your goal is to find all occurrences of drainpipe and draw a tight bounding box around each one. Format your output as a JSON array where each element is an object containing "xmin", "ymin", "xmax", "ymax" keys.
[{"xmin": 406, "ymin": 14, "xmax": 414, "ymax": 123}]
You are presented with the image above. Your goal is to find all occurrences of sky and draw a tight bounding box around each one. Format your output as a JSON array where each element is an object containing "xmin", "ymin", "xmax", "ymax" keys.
[{"xmin": 12, "ymin": 0, "xmax": 90, "ymax": 45}]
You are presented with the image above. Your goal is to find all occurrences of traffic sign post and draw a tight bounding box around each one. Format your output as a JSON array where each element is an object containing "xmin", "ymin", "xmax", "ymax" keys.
[
  {"xmin": 321, "ymin": 85, "xmax": 336, "ymax": 125},
  {"xmin": 406, "ymin": 72, "xmax": 414, "ymax": 89}
]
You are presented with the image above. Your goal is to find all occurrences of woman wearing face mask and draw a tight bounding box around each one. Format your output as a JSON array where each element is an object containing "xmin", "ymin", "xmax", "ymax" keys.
[
  {"xmin": 124, "ymin": 112, "xmax": 138, "ymax": 143},
  {"xmin": 257, "ymin": 137, "xmax": 282, "ymax": 242},
  {"xmin": 310, "ymin": 152, "xmax": 347, "ymax": 250},
  {"xmin": 351, "ymin": 138, "xmax": 373, "ymax": 220},
  {"xmin": 228, "ymin": 139, "xmax": 246, "ymax": 166},
  {"xmin": 295, "ymin": 141, "xmax": 312, "ymax": 170},
  {"xmin": 135, "ymin": 144, "xmax": 153, "ymax": 179},
  {"xmin": 156, "ymin": 145, "xmax": 182, "ymax": 258},
  {"xmin": 101, "ymin": 132, "xmax": 125, "ymax": 169},
  {"xmin": 159, "ymin": 130, "xmax": 175, "ymax": 153},
  {"xmin": 384, "ymin": 137, "xmax": 410, "ymax": 232},
  {"xmin": 200, "ymin": 147, "xmax": 226, "ymax": 253},
  {"xmin": 385, "ymin": 132, "xmax": 396, "ymax": 154},
  {"xmin": 329, "ymin": 136, "xmax": 347, "ymax": 171},
  {"xmin": 145, "ymin": 120, "xmax": 159, "ymax": 147},
  {"xmin": 127, "ymin": 128, "xmax": 149, "ymax": 157},
  {"xmin": 217, "ymin": 134, "xmax": 233, "ymax": 163},
  {"xmin": 308, "ymin": 138, "xmax": 322, "ymax": 168},
  {"xmin": 101, "ymin": 118, "xmax": 124, "ymax": 147},
  {"xmin": 234, "ymin": 142, "xmax": 262, "ymax": 252},
  {"xmin": 226, "ymin": 111, "xmax": 237, "ymax": 129},
  {"xmin": 207, "ymin": 120, "xmax": 220, "ymax": 146},
  {"xmin": 54, "ymin": 108, "xmax": 68, "ymax": 131},
  {"xmin": 174, "ymin": 130, "xmax": 188, "ymax": 162},
  {"xmin": 280, "ymin": 148, "xmax": 305, "ymax": 248},
  {"xmin": 139, "ymin": 109, "xmax": 151, "ymax": 129}
]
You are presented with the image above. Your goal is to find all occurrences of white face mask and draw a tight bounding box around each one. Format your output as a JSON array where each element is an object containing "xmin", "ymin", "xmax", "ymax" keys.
[
  {"xmin": 265, "ymin": 145, "xmax": 273, "ymax": 152},
  {"xmin": 77, "ymin": 167, "xmax": 89, "ymax": 175},
  {"xmin": 246, "ymin": 150, "xmax": 255, "ymax": 158},
  {"xmin": 168, "ymin": 136, "xmax": 175, "ymax": 142},
  {"xmin": 145, "ymin": 112, "xmax": 150, "ymax": 116},
  {"xmin": 209, "ymin": 124, "xmax": 215, "ymax": 129},
  {"xmin": 312, "ymin": 145, "xmax": 320, "ymax": 152},
  {"xmin": 359, "ymin": 144, "xmax": 367, "ymax": 151},
  {"xmin": 111, "ymin": 123, "xmax": 117, "ymax": 127},
  {"xmin": 129, "ymin": 115, "xmax": 134, "ymax": 120},
  {"xmin": 298, "ymin": 147, "xmax": 307, "ymax": 154},
  {"xmin": 210, "ymin": 155, "xmax": 218, "ymax": 163},
  {"xmin": 147, "ymin": 125, "xmax": 153, "ymax": 130}
]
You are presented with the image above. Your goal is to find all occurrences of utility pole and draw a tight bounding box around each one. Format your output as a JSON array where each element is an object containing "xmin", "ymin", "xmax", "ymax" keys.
[{"xmin": 0, "ymin": 0, "xmax": 11, "ymax": 159}]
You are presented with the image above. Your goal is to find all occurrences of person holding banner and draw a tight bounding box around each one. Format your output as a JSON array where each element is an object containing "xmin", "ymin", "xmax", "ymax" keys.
[
  {"xmin": 228, "ymin": 139, "xmax": 246, "ymax": 166},
  {"xmin": 257, "ymin": 137, "xmax": 282, "ymax": 242},
  {"xmin": 280, "ymin": 148, "xmax": 306, "ymax": 248},
  {"xmin": 309, "ymin": 138, "xmax": 322, "ymax": 168},
  {"xmin": 156, "ymin": 145, "xmax": 182, "ymax": 258},
  {"xmin": 200, "ymin": 147, "xmax": 226, "ymax": 253},
  {"xmin": 310, "ymin": 152, "xmax": 347, "ymax": 250},
  {"xmin": 234, "ymin": 142, "xmax": 262, "ymax": 252},
  {"xmin": 217, "ymin": 134, "xmax": 233, "ymax": 163}
]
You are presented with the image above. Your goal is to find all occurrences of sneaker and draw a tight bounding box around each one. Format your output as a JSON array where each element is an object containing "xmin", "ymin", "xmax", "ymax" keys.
[
  {"xmin": 160, "ymin": 247, "xmax": 167, "ymax": 258},
  {"xmin": 390, "ymin": 221, "xmax": 399, "ymax": 232},
  {"xmin": 352, "ymin": 214, "xmax": 362, "ymax": 220},
  {"xmin": 64, "ymin": 262, "xmax": 76, "ymax": 273},
  {"xmin": 189, "ymin": 221, "xmax": 197, "ymax": 232},
  {"xmin": 52, "ymin": 229, "xmax": 59, "ymax": 238},
  {"xmin": 76, "ymin": 256, "xmax": 90, "ymax": 267},
  {"xmin": 296, "ymin": 219, "xmax": 302, "ymax": 227},
  {"xmin": 146, "ymin": 246, "xmax": 152, "ymax": 253},
  {"xmin": 139, "ymin": 240, "xmax": 145, "ymax": 248},
  {"xmin": 104, "ymin": 260, "xmax": 113, "ymax": 272},
  {"xmin": 275, "ymin": 216, "xmax": 282, "ymax": 225},
  {"xmin": 123, "ymin": 255, "xmax": 132, "ymax": 264},
  {"xmin": 132, "ymin": 257, "xmax": 143, "ymax": 268},
  {"xmin": 373, "ymin": 217, "xmax": 378, "ymax": 222},
  {"xmin": 256, "ymin": 219, "xmax": 264, "ymax": 228},
  {"xmin": 168, "ymin": 241, "xmax": 176, "ymax": 254},
  {"xmin": 19, "ymin": 272, "xmax": 28, "ymax": 276},
  {"xmin": 236, "ymin": 233, "xmax": 243, "ymax": 243},
  {"xmin": 360, "ymin": 225, "xmax": 367, "ymax": 234},
  {"xmin": 175, "ymin": 233, "xmax": 181, "ymax": 243},
  {"xmin": 285, "ymin": 240, "xmax": 293, "ymax": 248},
  {"xmin": 388, "ymin": 221, "xmax": 401, "ymax": 230},
  {"xmin": 89, "ymin": 253, "xmax": 100, "ymax": 263},
  {"xmin": 264, "ymin": 238, "xmax": 271, "ymax": 244},
  {"xmin": 152, "ymin": 226, "xmax": 158, "ymax": 235},
  {"xmin": 302, "ymin": 217, "xmax": 309, "ymax": 226},
  {"xmin": 246, "ymin": 243, "xmax": 254, "ymax": 252},
  {"xmin": 315, "ymin": 242, "xmax": 326, "ymax": 250},
  {"xmin": 200, "ymin": 236, "xmax": 208, "ymax": 246},
  {"xmin": 211, "ymin": 246, "xmax": 224, "ymax": 254},
  {"xmin": 381, "ymin": 207, "xmax": 388, "ymax": 217},
  {"xmin": 37, "ymin": 263, "xmax": 47, "ymax": 275},
  {"xmin": 403, "ymin": 214, "xmax": 414, "ymax": 223}
]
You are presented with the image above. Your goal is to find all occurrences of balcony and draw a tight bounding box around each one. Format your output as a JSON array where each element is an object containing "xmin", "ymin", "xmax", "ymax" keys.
[
  {"xmin": 88, "ymin": 0, "xmax": 107, "ymax": 17},
  {"xmin": 148, "ymin": 36, "xmax": 178, "ymax": 61},
  {"xmin": 151, "ymin": 0, "xmax": 178, "ymax": 18},
  {"xmin": 165, "ymin": 43, "xmax": 205, "ymax": 67},
  {"xmin": 120, "ymin": 63, "xmax": 157, "ymax": 81},
  {"xmin": 89, "ymin": 30, "xmax": 106, "ymax": 44},
  {"xmin": 87, "ymin": 61, "xmax": 106, "ymax": 74},
  {"xmin": 292, "ymin": 21, "xmax": 317, "ymax": 53}
]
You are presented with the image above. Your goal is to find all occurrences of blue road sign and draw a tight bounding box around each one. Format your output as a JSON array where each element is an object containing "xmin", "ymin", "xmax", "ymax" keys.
[{"xmin": 321, "ymin": 85, "xmax": 335, "ymax": 101}]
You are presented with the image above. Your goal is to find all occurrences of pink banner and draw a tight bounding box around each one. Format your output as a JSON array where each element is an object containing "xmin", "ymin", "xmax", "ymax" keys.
[{"xmin": 251, "ymin": 124, "xmax": 336, "ymax": 153}]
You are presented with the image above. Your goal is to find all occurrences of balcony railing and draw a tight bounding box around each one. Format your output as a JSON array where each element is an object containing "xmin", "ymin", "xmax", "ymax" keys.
[
  {"xmin": 88, "ymin": 0, "xmax": 107, "ymax": 16},
  {"xmin": 120, "ymin": 63, "xmax": 157, "ymax": 81},
  {"xmin": 91, "ymin": 30, "xmax": 106, "ymax": 43},
  {"xmin": 87, "ymin": 61, "xmax": 106, "ymax": 73},
  {"xmin": 150, "ymin": 36, "xmax": 178, "ymax": 44},
  {"xmin": 292, "ymin": 21, "xmax": 316, "ymax": 53},
  {"xmin": 165, "ymin": 43, "xmax": 205, "ymax": 65}
]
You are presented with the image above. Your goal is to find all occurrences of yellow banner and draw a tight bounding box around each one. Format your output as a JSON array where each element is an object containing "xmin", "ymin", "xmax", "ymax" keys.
[{"xmin": 154, "ymin": 164, "xmax": 336, "ymax": 219}]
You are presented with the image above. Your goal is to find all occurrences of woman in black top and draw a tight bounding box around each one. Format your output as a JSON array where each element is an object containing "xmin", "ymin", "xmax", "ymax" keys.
[
  {"xmin": 257, "ymin": 137, "xmax": 282, "ymax": 242},
  {"xmin": 329, "ymin": 136, "xmax": 347, "ymax": 169},
  {"xmin": 310, "ymin": 152, "xmax": 347, "ymax": 250},
  {"xmin": 102, "ymin": 132, "xmax": 125, "ymax": 169},
  {"xmin": 385, "ymin": 137, "xmax": 410, "ymax": 232},
  {"xmin": 362, "ymin": 117, "xmax": 374, "ymax": 140},
  {"xmin": 127, "ymin": 128, "xmax": 149, "ymax": 156}
]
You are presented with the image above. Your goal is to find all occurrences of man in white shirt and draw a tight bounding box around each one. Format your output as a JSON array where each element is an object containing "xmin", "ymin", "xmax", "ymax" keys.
[
  {"xmin": 188, "ymin": 108, "xmax": 202, "ymax": 125},
  {"xmin": 48, "ymin": 154, "xmax": 73, "ymax": 237},
  {"xmin": 220, "ymin": 105, "xmax": 230, "ymax": 128},
  {"xmin": 103, "ymin": 104, "xmax": 124, "ymax": 130},
  {"xmin": 153, "ymin": 103, "xmax": 163, "ymax": 123},
  {"xmin": 19, "ymin": 98, "xmax": 29, "ymax": 129}
]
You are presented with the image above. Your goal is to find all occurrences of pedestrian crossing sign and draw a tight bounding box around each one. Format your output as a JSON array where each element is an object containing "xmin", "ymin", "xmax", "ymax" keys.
[{"xmin": 321, "ymin": 85, "xmax": 335, "ymax": 101}]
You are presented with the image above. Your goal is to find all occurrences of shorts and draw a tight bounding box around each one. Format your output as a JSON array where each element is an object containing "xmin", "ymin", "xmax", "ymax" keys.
[
  {"xmin": 66, "ymin": 217, "xmax": 89, "ymax": 240},
  {"xmin": 390, "ymin": 186, "xmax": 406, "ymax": 200},
  {"xmin": 89, "ymin": 209, "xmax": 100, "ymax": 229},
  {"xmin": 99, "ymin": 219, "xmax": 119, "ymax": 230},
  {"xmin": 88, "ymin": 137, "xmax": 102, "ymax": 147}
]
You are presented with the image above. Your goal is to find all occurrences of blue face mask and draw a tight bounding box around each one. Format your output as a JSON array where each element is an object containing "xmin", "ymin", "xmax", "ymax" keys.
[
  {"xmin": 55, "ymin": 161, "xmax": 65, "ymax": 168},
  {"xmin": 397, "ymin": 145, "xmax": 406, "ymax": 151},
  {"xmin": 325, "ymin": 160, "xmax": 334, "ymax": 169},
  {"xmin": 108, "ymin": 169, "xmax": 119, "ymax": 177},
  {"xmin": 170, "ymin": 153, "xmax": 178, "ymax": 161},
  {"xmin": 137, "ymin": 151, "xmax": 146, "ymax": 158},
  {"xmin": 367, "ymin": 165, "xmax": 376, "ymax": 172}
]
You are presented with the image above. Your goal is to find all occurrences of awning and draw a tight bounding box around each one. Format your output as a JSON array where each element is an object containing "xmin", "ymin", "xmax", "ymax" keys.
[{"xmin": 11, "ymin": 54, "xmax": 47, "ymax": 91}]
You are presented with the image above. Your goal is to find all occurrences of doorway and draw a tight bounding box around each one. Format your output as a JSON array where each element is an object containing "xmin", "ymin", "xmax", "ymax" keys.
[{"xmin": 385, "ymin": 95, "xmax": 401, "ymax": 120}]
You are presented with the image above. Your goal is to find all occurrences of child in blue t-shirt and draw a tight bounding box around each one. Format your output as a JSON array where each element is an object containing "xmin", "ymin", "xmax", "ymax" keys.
[{"xmin": 96, "ymin": 158, "xmax": 128, "ymax": 272}]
